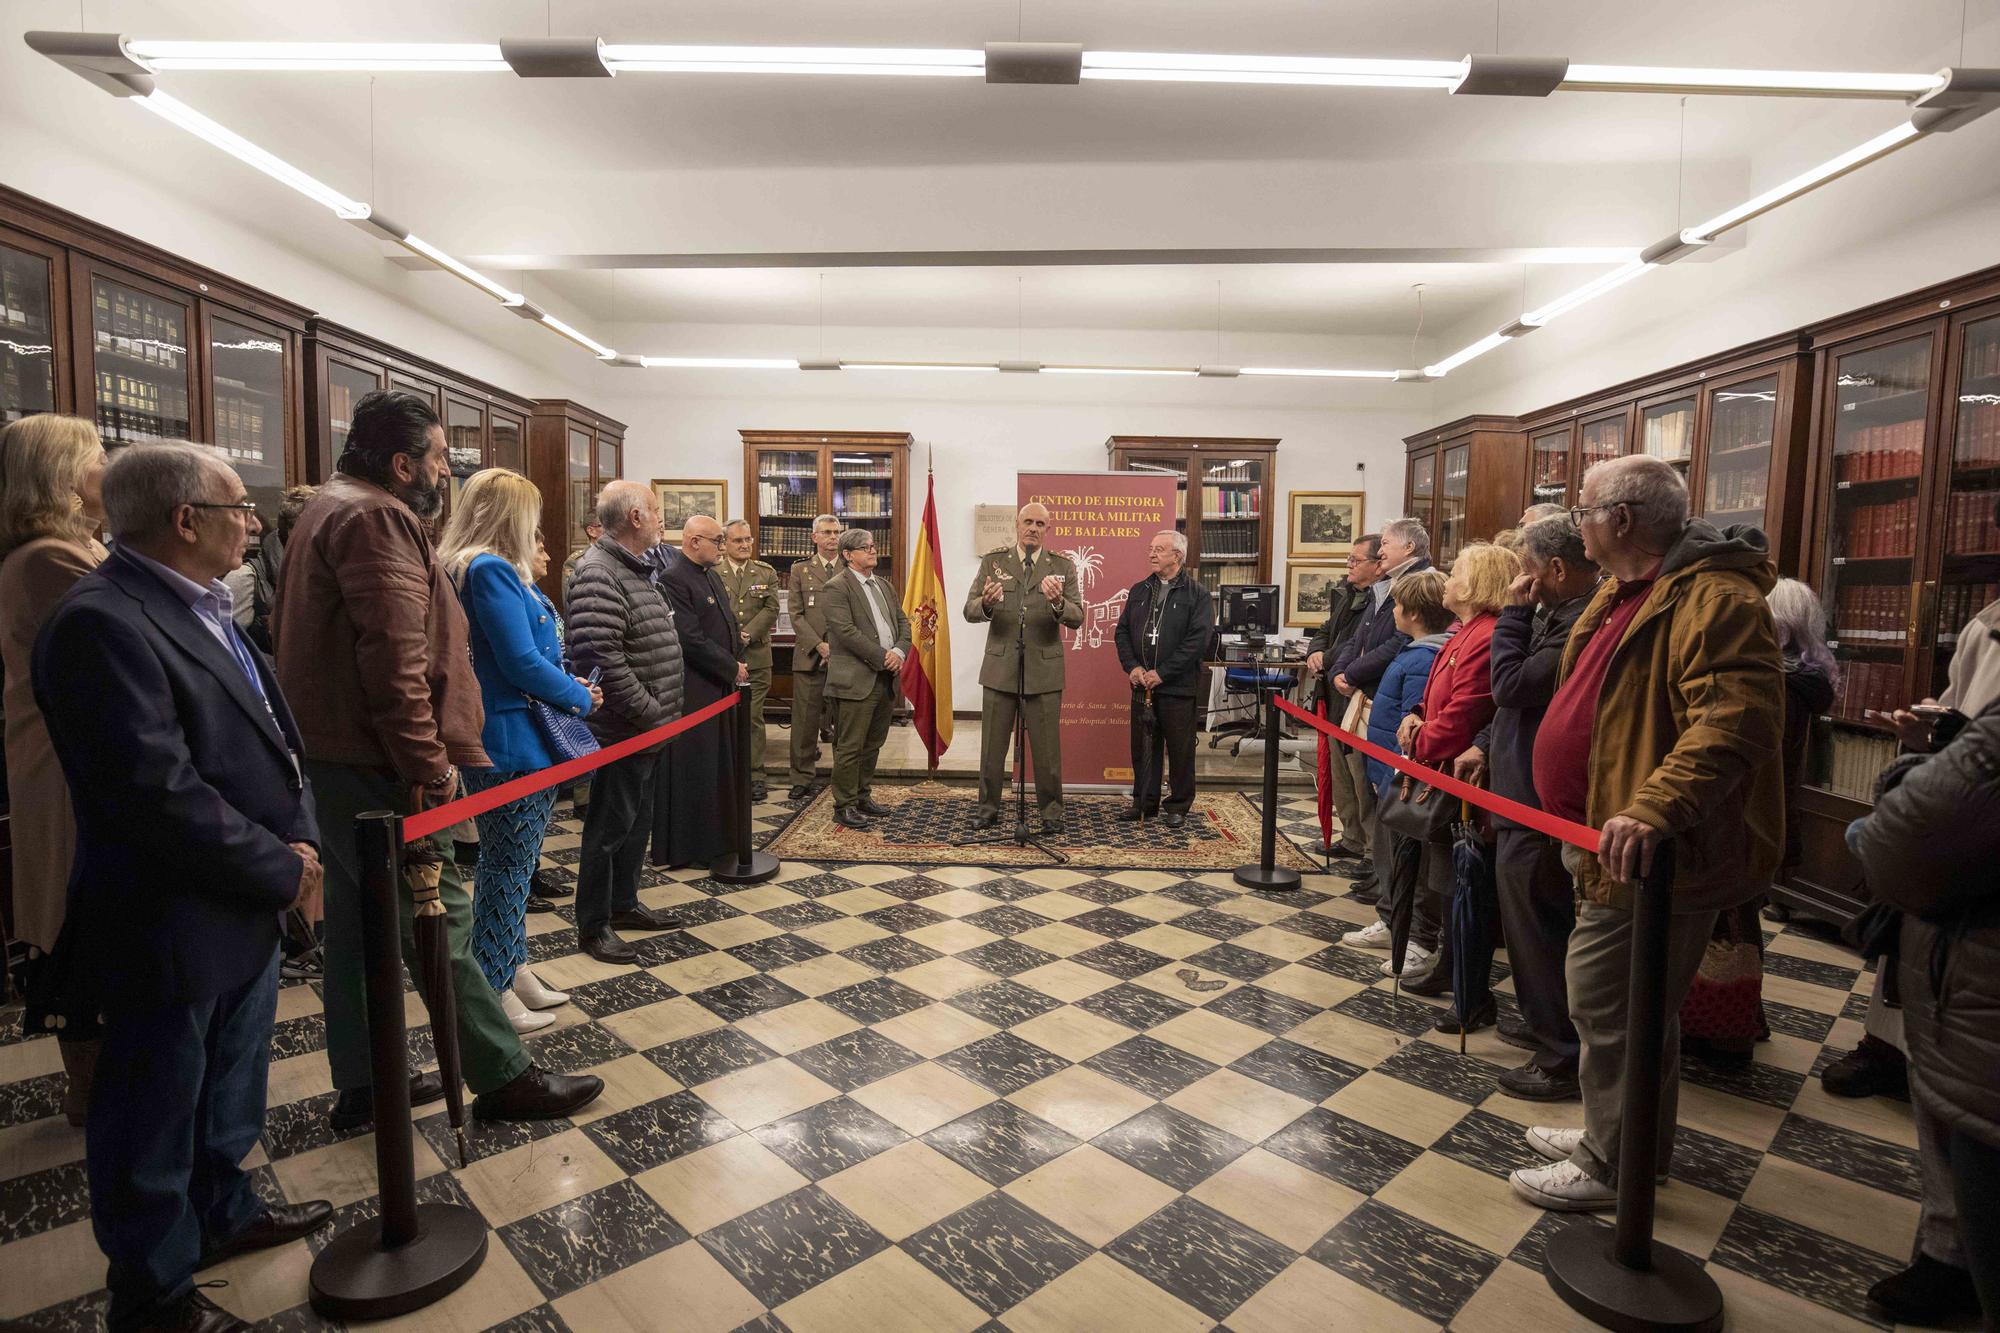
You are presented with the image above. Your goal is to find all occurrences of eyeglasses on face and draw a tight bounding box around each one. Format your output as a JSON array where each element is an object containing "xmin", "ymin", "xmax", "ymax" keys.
[
  {"xmin": 1567, "ymin": 501, "xmax": 1625, "ymax": 527},
  {"xmin": 188, "ymin": 500, "xmax": 258, "ymax": 514}
]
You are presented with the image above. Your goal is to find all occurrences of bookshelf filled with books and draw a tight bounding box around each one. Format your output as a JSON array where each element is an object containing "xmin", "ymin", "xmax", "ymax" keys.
[
  {"xmin": 0, "ymin": 231, "xmax": 62, "ymax": 427},
  {"xmin": 1108, "ymin": 436, "xmax": 1279, "ymax": 593}
]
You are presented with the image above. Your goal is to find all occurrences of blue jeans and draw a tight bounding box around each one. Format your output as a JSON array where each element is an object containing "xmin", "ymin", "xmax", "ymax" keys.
[
  {"xmin": 463, "ymin": 768, "xmax": 560, "ymax": 991},
  {"xmin": 88, "ymin": 948, "xmax": 279, "ymax": 1332}
]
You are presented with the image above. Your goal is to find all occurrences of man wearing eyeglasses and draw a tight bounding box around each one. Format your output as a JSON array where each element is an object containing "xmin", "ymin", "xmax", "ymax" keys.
[
  {"xmin": 821, "ymin": 528, "xmax": 912, "ymax": 829},
  {"xmin": 1304, "ymin": 533, "xmax": 1383, "ymax": 863},
  {"xmin": 654, "ymin": 514, "xmax": 748, "ymax": 869}
]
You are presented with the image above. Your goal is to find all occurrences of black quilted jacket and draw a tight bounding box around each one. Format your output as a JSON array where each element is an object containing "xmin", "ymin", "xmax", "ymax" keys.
[
  {"xmin": 1853, "ymin": 697, "xmax": 2000, "ymax": 1149},
  {"xmin": 564, "ymin": 537, "xmax": 685, "ymax": 743}
]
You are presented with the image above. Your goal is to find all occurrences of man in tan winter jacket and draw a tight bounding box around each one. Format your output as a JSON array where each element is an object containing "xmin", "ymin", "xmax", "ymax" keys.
[{"xmin": 1510, "ymin": 455, "xmax": 1783, "ymax": 1212}]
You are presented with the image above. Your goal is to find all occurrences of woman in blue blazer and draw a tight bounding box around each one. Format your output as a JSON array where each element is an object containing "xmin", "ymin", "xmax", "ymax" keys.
[{"xmin": 442, "ymin": 469, "xmax": 601, "ymax": 1033}]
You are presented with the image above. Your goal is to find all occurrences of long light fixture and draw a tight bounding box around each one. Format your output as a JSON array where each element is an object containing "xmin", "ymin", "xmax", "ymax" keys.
[
  {"xmin": 637, "ymin": 355, "xmax": 803, "ymax": 369},
  {"xmin": 1042, "ymin": 364, "xmax": 1198, "ymax": 376},
  {"xmin": 1561, "ymin": 63, "xmax": 1940, "ymax": 98},
  {"xmin": 132, "ymin": 90, "xmax": 370, "ymax": 218},
  {"xmin": 1240, "ymin": 366, "xmax": 1401, "ymax": 379},
  {"xmin": 400, "ymin": 234, "xmax": 524, "ymax": 304},
  {"xmin": 1680, "ymin": 120, "xmax": 1924, "ymax": 240},
  {"xmin": 536, "ymin": 312, "xmax": 616, "ymax": 360},
  {"xmin": 602, "ymin": 44, "xmax": 983, "ymax": 77},
  {"xmin": 842, "ymin": 361, "xmax": 999, "ymax": 372},
  {"xmin": 1081, "ymin": 51, "xmax": 1462, "ymax": 89},
  {"xmin": 128, "ymin": 40, "xmax": 511, "ymax": 72},
  {"xmin": 1518, "ymin": 258, "xmax": 1655, "ymax": 327}
]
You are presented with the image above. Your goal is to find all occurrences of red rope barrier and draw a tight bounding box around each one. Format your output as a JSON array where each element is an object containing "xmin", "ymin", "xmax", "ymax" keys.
[
  {"xmin": 403, "ymin": 693, "xmax": 740, "ymax": 843},
  {"xmin": 1275, "ymin": 695, "xmax": 1601, "ymax": 853}
]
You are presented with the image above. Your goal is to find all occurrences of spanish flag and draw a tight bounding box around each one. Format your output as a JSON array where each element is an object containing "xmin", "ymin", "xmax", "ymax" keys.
[{"xmin": 900, "ymin": 461, "xmax": 953, "ymax": 766}]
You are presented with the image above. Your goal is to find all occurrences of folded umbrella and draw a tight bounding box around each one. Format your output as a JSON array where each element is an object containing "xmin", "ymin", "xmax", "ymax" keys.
[
  {"xmin": 404, "ymin": 842, "xmax": 469, "ymax": 1169},
  {"xmin": 1384, "ymin": 829, "xmax": 1424, "ymax": 996},
  {"xmin": 1447, "ymin": 800, "xmax": 1501, "ymax": 1053},
  {"xmin": 1314, "ymin": 696, "xmax": 1334, "ymax": 857},
  {"xmin": 1136, "ymin": 686, "xmax": 1156, "ymax": 826}
]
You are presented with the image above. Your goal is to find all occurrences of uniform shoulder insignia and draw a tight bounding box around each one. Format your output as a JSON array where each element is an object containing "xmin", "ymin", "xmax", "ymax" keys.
[{"xmin": 986, "ymin": 545, "xmax": 1011, "ymax": 557}]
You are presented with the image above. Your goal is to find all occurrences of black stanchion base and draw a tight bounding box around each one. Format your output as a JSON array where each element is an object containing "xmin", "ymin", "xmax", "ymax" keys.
[
  {"xmin": 1232, "ymin": 863, "xmax": 1302, "ymax": 892},
  {"xmin": 709, "ymin": 850, "xmax": 780, "ymax": 884},
  {"xmin": 1544, "ymin": 1222, "xmax": 1723, "ymax": 1333},
  {"xmin": 309, "ymin": 1202, "xmax": 488, "ymax": 1321}
]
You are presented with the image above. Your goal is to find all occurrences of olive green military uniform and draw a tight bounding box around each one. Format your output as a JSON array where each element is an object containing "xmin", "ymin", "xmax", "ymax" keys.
[
  {"xmin": 786, "ymin": 554, "xmax": 844, "ymax": 789},
  {"xmin": 963, "ymin": 545, "xmax": 1085, "ymax": 822},
  {"xmin": 821, "ymin": 568, "xmax": 912, "ymax": 811},
  {"xmin": 719, "ymin": 556, "xmax": 781, "ymax": 775}
]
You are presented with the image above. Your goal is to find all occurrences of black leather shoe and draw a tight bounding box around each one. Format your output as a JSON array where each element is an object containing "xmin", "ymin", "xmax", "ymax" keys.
[
  {"xmin": 453, "ymin": 840, "xmax": 480, "ymax": 868},
  {"xmin": 1401, "ymin": 964, "xmax": 1450, "ymax": 997},
  {"xmin": 751, "ymin": 780, "xmax": 768, "ymax": 802},
  {"xmin": 473, "ymin": 1065, "xmax": 604, "ymax": 1122},
  {"xmin": 525, "ymin": 896, "xmax": 557, "ymax": 914},
  {"xmin": 856, "ymin": 797, "xmax": 891, "ymax": 818},
  {"xmin": 1496, "ymin": 1061, "xmax": 1581, "ymax": 1101},
  {"xmin": 1041, "ymin": 818, "xmax": 1064, "ymax": 835},
  {"xmin": 788, "ymin": 784, "xmax": 813, "ymax": 801},
  {"xmin": 198, "ymin": 1200, "xmax": 335, "ymax": 1269},
  {"xmin": 139, "ymin": 1289, "xmax": 250, "ymax": 1332},
  {"xmin": 329, "ymin": 1070, "xmax": 446, "ymax": 1132},
  {"xmin": 1822, "ymin": 1035, "xmax": 1910, "ymax": 1100},
  {"xmin": 1162, "ymin": 811, "xmax": 1187, "ymax": 829},
  {"xmin": 1114, "ymin": 808, "xmax": 1148, "ymax": 823},
  {"xmin": 1866, "ymin": 1253, "xmax": 1982, "ymax": 1326},
  {"xmin": 1497, "ymin": 1015, "xmax": 1537, "ymax": 1052},
  {"xmin": 834, "ymin": 806, "xmax": 870, "ymax": 830},
  {"xmin": 1433, "ymin": 1003, "xmax": 1495, "ymax": 1035},
  {"xmin": 610, "ymin": 905, "xmax": 677, "ymax": 933},
  {"xmin": 582, "ymin": 927, "xmax": 639, "ymax": 963},
  {"xmin": 971, "ymin": 811, "xmax": 1000, "ymax": 830},
  {"xmin": 528, "ymin": 869, "xmax": 569, "ymax": 901}
]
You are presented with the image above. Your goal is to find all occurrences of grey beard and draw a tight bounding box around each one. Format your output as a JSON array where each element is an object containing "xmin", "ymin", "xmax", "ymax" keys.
[{"xmin": 401, "ymin": 477, "xmax": 446, "ymax": 519}]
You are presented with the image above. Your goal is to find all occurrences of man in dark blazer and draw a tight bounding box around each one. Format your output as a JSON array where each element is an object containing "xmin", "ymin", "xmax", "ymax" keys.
[
  {"xmin": 1114, "ymin": 530, "xmax": 1214, "ymax": 827},
  {"xmin": 821, "ymin": 527, "xmax": 912, "ymax": 828},
  {"xmin": 34, "ymin": 443, "xmax": 333, "ymax": 1333},
  {"xmin": 654, "ymin": 514, "xmax": 747, "ymax": 868}
]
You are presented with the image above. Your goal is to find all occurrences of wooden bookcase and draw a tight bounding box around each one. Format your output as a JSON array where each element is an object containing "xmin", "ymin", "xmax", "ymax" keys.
[
  {"xmin": 1106, "ymin": 436, "xmax": 1279, "ymax": 592},
  {"xmin": 742, "ymin": 430, "xmax": 912, "ymax": 713},
  {"xmin": 1401, "ymin": 417, "xmax": 1525, "ymax": 567},
  {"xmin": 530, "ymin": 401, "xmax": 627, "ymax": 606}
]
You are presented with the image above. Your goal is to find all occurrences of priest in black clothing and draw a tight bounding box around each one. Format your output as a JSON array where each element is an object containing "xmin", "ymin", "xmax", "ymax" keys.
[
  {"xmin": 1114, "ymin": 530, "xmax": 1214, "ymax": 827},
  {"xmin": 653, "ymin": 513, "xmax": 745, "ymax": 869}
]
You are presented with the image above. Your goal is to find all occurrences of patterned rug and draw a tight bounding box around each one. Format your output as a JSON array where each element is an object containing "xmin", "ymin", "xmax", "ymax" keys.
[{"xmin": 763, "ymin": 781, "xmax": 1321, "ymax": 872}]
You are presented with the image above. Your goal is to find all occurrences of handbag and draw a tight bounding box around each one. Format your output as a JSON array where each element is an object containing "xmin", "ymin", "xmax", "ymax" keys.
[
  {"xmin": 1377, "ymin": 772, "xmax": 1457, "ymax": 845},
  {"xmin": 1340, "ymin": 688, "xmax": 1372, "ymax": 737},
  {"xmin": 531, "ymin": 693, "xmax": 599, "ymax": 763}
]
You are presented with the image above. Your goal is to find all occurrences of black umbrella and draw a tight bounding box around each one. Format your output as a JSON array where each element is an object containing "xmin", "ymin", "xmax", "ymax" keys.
[
  {"xmin": 1383, "ymin": 829, "xmax": 1425, "ymax": 994},
  {"xmin": 1447, "ymin": 800, "xmax": 1501, "ymax": 1052},
  {"xmin": 1134, "ymin": 685, "xmax": 1156, "ymax": 826},
  {"xmin": 405, "ymin": 852, "xmax": 469, "ymax": 1168}
]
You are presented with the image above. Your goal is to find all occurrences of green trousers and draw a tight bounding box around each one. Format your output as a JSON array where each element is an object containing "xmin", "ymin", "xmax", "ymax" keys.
[
  {"xmin": 746, "ymin": 663, "xmax": 771, "ymax": 775},
  {"xmin": 789, "ymin": 667, "xmax": 828, "ymax": 786},
  {"xmin": 831, "ymin": 673, "xmax": 897, "ymax": 809},
  {"xmin": 308, "ymin": 761, "xmax": 531, "ymax": 1096}
]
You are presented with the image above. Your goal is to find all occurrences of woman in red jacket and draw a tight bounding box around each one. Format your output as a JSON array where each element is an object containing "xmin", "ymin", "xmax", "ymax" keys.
[{"xmin": 1392, "ymin": 541, "xmax": 1520, "ymax": 1000}]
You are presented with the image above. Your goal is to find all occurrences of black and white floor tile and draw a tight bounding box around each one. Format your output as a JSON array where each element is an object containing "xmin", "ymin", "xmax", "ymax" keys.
[{"xmin": 0, "ymin": 791, "xmax": 1925, "ymax": 1331}]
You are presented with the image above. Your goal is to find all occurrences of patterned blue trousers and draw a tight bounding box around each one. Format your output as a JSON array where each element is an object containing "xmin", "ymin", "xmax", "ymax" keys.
[{"xmin": 462, "ymin": 768, "xmax": 560, "ymax": 992}]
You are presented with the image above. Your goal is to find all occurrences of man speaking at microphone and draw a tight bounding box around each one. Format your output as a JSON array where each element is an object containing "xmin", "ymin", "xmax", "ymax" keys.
[
  {"xmin": 1114, "ymin": 530, "xmax": 1213, "ymax": 828},
  {"xmin": 964, "ymin": 502, "xmax": 1084, "ymax": 832}
]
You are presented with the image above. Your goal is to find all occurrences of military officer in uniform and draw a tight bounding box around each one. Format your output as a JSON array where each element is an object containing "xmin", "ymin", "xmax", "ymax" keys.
[
  {"xmin": 785, "ymin": 514, "xmax": 845, "ymax": 801},
  {"xmin": 964, "ymin": 502, "xmax": 1084, "ymax": 831},
  {"xmin": 719, "ymin": 519, "xmax": 780, "ymax": 801}
]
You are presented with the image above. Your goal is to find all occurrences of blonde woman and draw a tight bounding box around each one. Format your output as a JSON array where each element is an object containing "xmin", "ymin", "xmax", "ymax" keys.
[
  {"xmin": 0, "ymin": 414, "xmax": 110, "ymax": 1123},
  {"xmin": 439, "ymin": 468, "xmax": 602, "ymax": 1033}
]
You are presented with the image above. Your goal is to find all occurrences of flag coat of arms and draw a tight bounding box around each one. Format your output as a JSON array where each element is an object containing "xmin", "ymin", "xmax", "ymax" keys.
[{"xmin": 901, "ymin": 467, "xmax": 953, "ymax": 764}]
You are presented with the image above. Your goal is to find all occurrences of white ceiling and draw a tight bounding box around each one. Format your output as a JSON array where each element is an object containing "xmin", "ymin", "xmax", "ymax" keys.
[{"xmin": 29, "ymin": 0, "xmax": 1997, "ymax": 351}]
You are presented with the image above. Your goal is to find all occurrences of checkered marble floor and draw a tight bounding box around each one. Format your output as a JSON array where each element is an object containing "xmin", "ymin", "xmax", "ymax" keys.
[{"xmin": 0, "ymin": 793, "xmax": 1925, "ymax": 1332}]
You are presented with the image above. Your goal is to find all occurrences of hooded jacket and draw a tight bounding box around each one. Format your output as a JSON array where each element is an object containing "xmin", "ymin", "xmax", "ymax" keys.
[
  {"xmin": 1366, "ymin": 630, "xmax": 1446, "ymax": 790},
  {"xmin": 1851, "ymin": 699, "xmax": 2000, "ymax": 1151},
  {"xmin": 1554, "ymin": 520, "xmax": 1784, "ymax": 912}
]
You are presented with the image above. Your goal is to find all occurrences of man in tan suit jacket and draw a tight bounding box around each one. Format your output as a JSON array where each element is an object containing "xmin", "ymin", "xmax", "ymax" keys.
[
  {"xmin": 784, "ymin": 515, "xmax": 844, "ymax": 800},
  {"xmin": 963, "ymin": 502, "xmax": 1084, "ymax": 830}
]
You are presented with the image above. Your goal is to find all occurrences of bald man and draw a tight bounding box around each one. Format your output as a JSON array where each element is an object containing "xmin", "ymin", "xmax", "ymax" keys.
[{"xmin": 964, "ymin": 502, "xmax": 1084, "ymax": 831}]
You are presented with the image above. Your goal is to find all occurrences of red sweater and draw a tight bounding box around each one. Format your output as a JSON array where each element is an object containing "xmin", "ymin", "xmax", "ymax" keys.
[
  {"xmin": 1534, "ymin": 574, "xmax": 1657, "ymax": 823},
  {"xmin": 1411, "ymin": 611, "xmax": 1499, "ymax": 767}
]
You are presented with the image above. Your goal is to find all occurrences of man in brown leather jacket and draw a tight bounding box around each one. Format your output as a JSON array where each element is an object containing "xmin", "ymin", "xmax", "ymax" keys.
[{"xmin": 275, "ymin": 390, "xmax": 600, "ymax": 1130}]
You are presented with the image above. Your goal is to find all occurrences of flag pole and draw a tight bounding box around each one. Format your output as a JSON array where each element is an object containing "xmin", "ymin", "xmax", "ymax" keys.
[{"xmin": 926, "ymin": 442, "xmax": 937, "ymax": 774}]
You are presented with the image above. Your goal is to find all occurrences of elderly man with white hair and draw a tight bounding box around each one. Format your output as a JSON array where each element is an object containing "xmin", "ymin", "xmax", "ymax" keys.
[
  {"xmin": 1113, "ymin": 529, "xmax": 1213, "ymax": 826},
  {"xmin": 564, "ymin": 479, "xmax": 686, "ymax": 964},
  {"xmin": 1510, "ymin": 454, "xmax": 1784, "ymax": 1213}
]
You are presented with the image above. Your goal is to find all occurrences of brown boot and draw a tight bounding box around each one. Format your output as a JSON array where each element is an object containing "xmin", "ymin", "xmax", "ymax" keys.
[{"xmin": 59, "ymin": 1037, "xmax": 99, "ymax": 1127}]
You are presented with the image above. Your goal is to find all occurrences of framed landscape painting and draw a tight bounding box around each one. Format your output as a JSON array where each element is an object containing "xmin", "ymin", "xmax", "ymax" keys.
[
  {"xmin": 1288, "ymin": 490, "xmax": 1365, "ymax": 558},
  {"xmin": 651, "ymin": 479, "xmax": 729, "ymax": 543},
  {"xmin": 1284, "ymin": 563, "xmax": 1343, "ymax": 629}
]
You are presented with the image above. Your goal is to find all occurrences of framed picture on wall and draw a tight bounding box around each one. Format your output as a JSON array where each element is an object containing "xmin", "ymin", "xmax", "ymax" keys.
[
  {"xmin": 1288, "ymin": 490, "xmax": 1365, "ymax": 558},
  {"xmin": 651, "ymin": 478, "xmax": 728, "ymax": 543},
  {"xmin": 1284, "ymin": 563, "xmax": 1344, "ymax": 629}
]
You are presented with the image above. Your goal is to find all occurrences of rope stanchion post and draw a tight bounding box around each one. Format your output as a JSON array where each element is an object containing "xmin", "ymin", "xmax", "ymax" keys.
[
  {"xmin": 710, "ymin": 682, "xmax": 779, "ymax": 885},
  {"xmin": 1233, "ymin": 680, "xmax": 1302, "ymax": 893},
  {"xmin": 1543, "ymin": 842, "xmax": 1724, "ymax": 1333},
  {"xmin": 310, "ymin": 812, "xmax": 487, "ymax": 1320}
]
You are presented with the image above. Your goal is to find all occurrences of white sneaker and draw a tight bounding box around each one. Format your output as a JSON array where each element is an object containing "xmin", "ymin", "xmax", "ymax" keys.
[
  {"xmin": 1526, "ymin": 1125, "xmax": 1585, "ymax": 1162},
  {"xmin": 513, "ymin": 969, "xmax": 570, "ymax": 1011},
  {"xmin": 1343, "ymin": 921, "xmax": 1391, "ymax": 950},
  {"xmin": 1509, "ymin": 1160, "xmax": 1617, "ymax": 1212},
  {"xmin": 501, "ymin": 987, "xmax": 556, "ymax": 1034},
  {"xmin": 1380, "ymin": 942, "xmax": 1432, "ymax": 978}
]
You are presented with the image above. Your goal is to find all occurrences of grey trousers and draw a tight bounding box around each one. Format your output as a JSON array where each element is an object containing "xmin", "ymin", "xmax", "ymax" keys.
[
  {"xmin": 1562, "ymin": 845, "xmax": 1717, "ymax": 1186},
  {"xmin": 1912, "ymin": 1057, "xmax": 1968, "ymax": 1266},
  {"xmin": 1495, "ymin": 826, "xmax": 1579, "ymax": 1076},
  {"xmin": 1325, "ymin": 743, "xmax": 1373, "ymax": 854}
]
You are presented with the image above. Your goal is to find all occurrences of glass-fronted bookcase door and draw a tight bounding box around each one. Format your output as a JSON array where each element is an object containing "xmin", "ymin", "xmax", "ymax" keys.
[{"xmin": 0, "ymin": 229, "xmax": 65, "ymax": 425}]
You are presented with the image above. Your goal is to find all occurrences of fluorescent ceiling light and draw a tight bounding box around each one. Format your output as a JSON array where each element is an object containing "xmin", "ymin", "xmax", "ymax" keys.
[
  {"xmin": 1239, "ymin": 366, "xmax": 1400, "ymax": 379},
  {"xmin": 603, "ymin": 44, "xmax": 982, "ymax": 76},
  {"xmin": 537, "ymin": 313, "xmax": 616, "ymax": 360},
  {"xmin": 1081, "ymin": 50, "xmax": 1459, "ymax": 88},
  {"xmin": 133, "ymin": 91, "xmax": 370, "ymax": 219},
  {"xmin": 399, "ymin": 234, "xmax": 524, "ymax": 304},
  {"xmin": 128, "ymin": 40, "xmax": 510, "ymax": 72},
  {"xmin": 1042, "ymin": 365, "xmax": 1199, "ymax": 376},
  {"xmin": 1424, "ymin": 332, "xmax": 1511, "ymax": 378},
  {"xmin": 639, "ymin": 355, "xmax": 802, "ymax": 369},
  {"xmin": 1683, "ymin": 121, "xmax": 1922, "ymax": 239},
  {"xmin": 1520, "ymin": 259, "xmax": 1655, "ymax": 326},
  {"xmin": 1562, "ymin": 63, "xmax": 1941, "ymax": 97},
  {"xmin": 842, "ymin": 361, "xmax": 999, "ymax": 372}
]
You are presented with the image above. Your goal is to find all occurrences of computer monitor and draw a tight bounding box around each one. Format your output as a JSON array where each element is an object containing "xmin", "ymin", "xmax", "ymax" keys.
[{"xmin": 1219, "ymin": 584, "xmax": 1280, "ymax": 643}]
